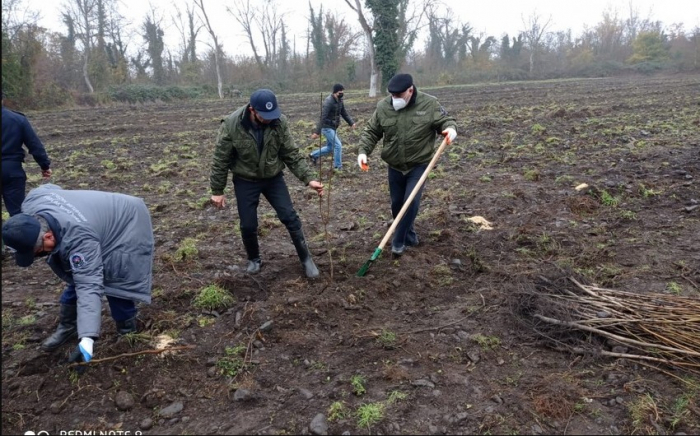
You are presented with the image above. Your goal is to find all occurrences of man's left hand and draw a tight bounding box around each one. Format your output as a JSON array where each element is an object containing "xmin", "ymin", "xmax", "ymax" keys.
[
  {"xmin": 41, "ymin": 168, "xmax": 52, "ymax": 179},
  {"xmin": 308, "ymin": 181, "xmax": 324, "ymax": 197},
  {"xmin": 442, "ymin": 127, "xmax": 457, "ymax": 144},
  {"xmin": 68, "ymin": 337, "xmax": 94, "ymax": 374}
]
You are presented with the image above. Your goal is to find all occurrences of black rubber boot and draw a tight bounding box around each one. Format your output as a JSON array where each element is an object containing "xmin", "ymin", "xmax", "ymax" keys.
[
  {"xmin": 116, "ymin": 316, "xmax": 138, "ymax": 335},
  {"xmin": 289, "ymin": 229, "xmax": 319, "ymax": 278},
  {"xmin": 241, "ymin": 233, "xmax": 262, "ymax": 274},
  {"xmin": 41, "ymin": 304, "xmax": 78, "ymax": 352}
]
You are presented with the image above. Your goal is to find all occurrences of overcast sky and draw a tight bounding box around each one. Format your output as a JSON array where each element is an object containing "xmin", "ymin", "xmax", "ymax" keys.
[{"xmin": 36, "ymin": 0, "xmax": 700, "ymax": 57}]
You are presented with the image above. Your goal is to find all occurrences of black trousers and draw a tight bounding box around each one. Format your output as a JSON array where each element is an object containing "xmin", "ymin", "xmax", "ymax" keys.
[
  {"xmin": 233, "ymin": 173, "xmax": 302, "ymax": 237},
  {"xmin": 1, "ymin": 160, "xmax": 27, "ymax": 216}
]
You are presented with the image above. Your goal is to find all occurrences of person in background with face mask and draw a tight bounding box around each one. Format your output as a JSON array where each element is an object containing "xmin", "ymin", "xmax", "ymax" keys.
[
  {"xmin": 309, "ymin": 83, "xmax": 356, "ymax": 170},
  {"xmin": 357, "ymin": 73, "xmax": 457, "ymax": 256},
  {"xmin": 210, "ymin": 89, "xmax": 324, "ymax": 278}
]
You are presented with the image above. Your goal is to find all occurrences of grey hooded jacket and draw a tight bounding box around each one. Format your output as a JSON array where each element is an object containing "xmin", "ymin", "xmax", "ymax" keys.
[{"xmin": 21, "ymin": 184, "xmax": 154, "ymax": 339}]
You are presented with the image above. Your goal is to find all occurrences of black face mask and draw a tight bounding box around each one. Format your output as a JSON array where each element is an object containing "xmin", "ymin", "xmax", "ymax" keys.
[
  {"xmin": 35, "ymin": 251, "xmax": 50, "ymax": 259},
  {"xmin": 337, "ymin": 92, "xmax": 344, "ymax": 99}
]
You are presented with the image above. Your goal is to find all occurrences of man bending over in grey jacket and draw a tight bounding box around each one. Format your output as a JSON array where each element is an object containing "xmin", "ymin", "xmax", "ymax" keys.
[{"xmin": 2, "ymin": 184, "xmax": 154, "ymax": 368}]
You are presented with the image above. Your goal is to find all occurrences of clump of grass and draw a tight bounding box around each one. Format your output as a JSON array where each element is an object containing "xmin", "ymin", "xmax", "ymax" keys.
[
  {"xmin": 351, "ymin": 374, "xmax": 366, "ymax": 396},
  {"xmin": 386, "ymin": 390, "xmax": 407, "ymax": 404},
  {"xmin": 174, "ymin": 237, "xmax": 199, "ymax": 261},
  {"xmin": 523, "ymin": 168, "xmax": 540, "ymax": 181},
  {"xmin": 666, "ymin": 281, "xmax": 682, "ymax": 295},
  {"xmin": 599, "ymin": 189, "xmax": 619, "ymax": 207},
  {"xmin": 328, "ymin": 401, "xmax": 348, "ymax": 421},
  {"xmin": 217, "ymin": 344, "xmax": 247, "ymax": 377},
  {"xmin": 628, "ymin": 393, "xmax": 660, "ymax": 434},
  {"xmin": 356, "ymin": 402, "xmax": 384, "ymax": 430},
  {"xmin": 194, "ymin": 284, "xmax": 235, "ymax": 311},
  {"xmin": 377, "ymin": 329, "xmax": 397, "ymax": 349},
  {"xmin": 471, "ymin": 333, "xmax": 501, "ymax": 351}
]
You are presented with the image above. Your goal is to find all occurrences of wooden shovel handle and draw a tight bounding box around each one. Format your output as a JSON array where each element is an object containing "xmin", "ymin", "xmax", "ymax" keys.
[{"xmin": 377, "ymin": 136, "xmax": 450, "ymax": 251}]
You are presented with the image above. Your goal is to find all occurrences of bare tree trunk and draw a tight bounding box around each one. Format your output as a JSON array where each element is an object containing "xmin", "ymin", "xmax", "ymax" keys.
[
  {"xmin": 522, "ymin": 12, "xmax": 552, "ymax": 76},
  {"xmin": 228, "ymin": 0, "xmax": 264, "ymax": 71},
  {"xmin": 369, "ymin": 48, "xmax": 379, "ymax": 97},
  {"xmin": 83, "ymin": 52, "xmax": 94, "ymax": 93},
  {"xmin": 345, "ymin": 0, "xmax": 378, "ymax": 97},
  {"xmin": 194, "ymin": 0, "xmax": 223, "ymax": 99}
]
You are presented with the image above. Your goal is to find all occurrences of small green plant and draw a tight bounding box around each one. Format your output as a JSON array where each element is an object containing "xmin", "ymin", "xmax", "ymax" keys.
[
  {"xmin": 619, "ymin": 209, "xmax": 637, "ymax": 220},
  {"xmin": 554, "ymin": 174, "xmax": 574, "ymax": 185},
  {"xmin": 356, "ymin": 402, "xmax": 384, "ymax": 430},
  {"xmin": 628, "ymin": 393, "xmax": 660, "ymax": 434},
  {"xmin": 25, "ymin": 297, "xmax": 37, "ymax": 309},
  {"xmin": 216, "ymin": 345, "xmax": 246, "ymax": 377},
  {"xmin": 351, "ymin": 374, "xmax": 366, "ymax": 396},
  {"xmin": 666, "ymin": 281, "xmax": 682, "ymax": 295},
  {"xmin": 386, "ymin": 390, "xmax": 407, "ymax": 404},
  {"xmin": 639, "ymin": 184, "xmax": 661, "ymax": 198},
  {"xmin": 101, "ymin": 159, "xmax": 117, "ymax": 170},
  {"xmin": 472, "ymin": 334, "xmax": 501, "ymax": 351},
  {"xmin": 18, "ymin": 314, "xmax": 36, "ymax": 326},
  {"xmin": 531, "ymin": 123, "xmax": 546, "ymax": 135},
  {"xmin": 193, "ymin": 284, "xmax": 235, "ymax": 311},
  {"xmin": 328, "ymin": 401, "xmax": 348, "ymax": 421},
  {"xmin": 174, "ymin": 237, "xmax": 199, "ymax": 261},
  {"xmin": 670, "ymin": 393, "xmax": 693, "ymax": 429},
  {"xmin": 479, "ymin": 174, "xmax": 492, "ymax": 182},
  {"xmin": 197, "ymin": 316, "xmax": 216, "ymax": 327},
  {"xmin": 377, "ymin": 329, "xmax": 397, "ymax": 349},
  {"xmin": 599, "ymin": 190, "xmax": 619, "ymax": 207},
  {"xmin": 431, "ymin": 264, "xmax": 454, "ymax": 286},
  {"xmin": 157, "ymin": 181, "xmax": 172, "ymax": 195},
  {"xmin": 523, "ymin": 168, "xmax": 540, "ymax": 181}
]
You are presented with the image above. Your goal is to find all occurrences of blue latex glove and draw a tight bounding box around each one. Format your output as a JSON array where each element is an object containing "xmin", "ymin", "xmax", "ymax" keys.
[{"xmin": 68, "ymin": 337, "xmax": 94, "ymax": 374}]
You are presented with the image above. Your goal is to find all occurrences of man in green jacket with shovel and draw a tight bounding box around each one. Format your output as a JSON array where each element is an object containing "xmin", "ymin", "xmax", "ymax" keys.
[
  {"xmin": 210, "ymin": 89, "xmax": 324, "ymax": 278},
  {"xmin": 357, "ymin": 73, "xmax": 457, "ymax": 256}
]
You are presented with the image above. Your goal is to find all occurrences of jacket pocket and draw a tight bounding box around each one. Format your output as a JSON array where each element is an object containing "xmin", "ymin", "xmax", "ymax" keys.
[
  {"xmin": 410, "ymin": 116, "xmax": 432, "ymax": 137},
  {"xmin": 104, "ymin": 251, "xmax": 151, "ymax": 283},
  {"xmin": 380, "ymin": 117, "xmax": 398, "ymax": 137}
]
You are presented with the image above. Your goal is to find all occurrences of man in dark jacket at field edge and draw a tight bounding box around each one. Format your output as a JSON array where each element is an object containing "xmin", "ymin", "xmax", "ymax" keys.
[
  {"xmin": 210, "ymin": 89, "xmax": 324, "ymax": 278},
  {"xmin": 1, "ymin": 94, "xmax": 52, "ymax": 216},
  {"xmin": 309, "ymin": 83, "xmax": 356, "ymax": 170},
  {"xmin": 358, "ymin": 73, "xmax": 457, "ymax": 256},
  {"xmin": 1, "ymin": 184, "xmax": 154, "ymax": 368}
]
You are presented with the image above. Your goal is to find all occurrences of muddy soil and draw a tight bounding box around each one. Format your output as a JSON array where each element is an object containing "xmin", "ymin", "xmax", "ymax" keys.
[{"xmin": 2, "ymin": 74, "xmax": 699, "ymax": 435}]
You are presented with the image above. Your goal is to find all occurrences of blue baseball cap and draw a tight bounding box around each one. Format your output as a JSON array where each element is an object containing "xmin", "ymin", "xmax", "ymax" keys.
[
  {"xmin": 249, "ymin": 89, "xmax": 281, "ymax": 120},
  {"xmin": 2, "ymin": 213, "xmax": 41, "ymax": 267}
]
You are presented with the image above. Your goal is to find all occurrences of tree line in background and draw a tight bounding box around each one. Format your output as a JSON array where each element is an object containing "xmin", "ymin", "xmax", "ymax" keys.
[{"xmin": 2, "ymin": 0, "xmax": 698, "ymax": 109}]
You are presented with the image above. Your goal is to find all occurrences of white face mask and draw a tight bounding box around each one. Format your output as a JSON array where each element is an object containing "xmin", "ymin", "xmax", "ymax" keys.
[{"xmin": 392, "ymin": 97, "xmax": 408, "ymax": 111}]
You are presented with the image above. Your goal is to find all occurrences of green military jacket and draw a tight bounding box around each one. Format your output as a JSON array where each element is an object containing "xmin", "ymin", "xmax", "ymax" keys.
[
  {"xmin": 358, "ymin": 90, "xmax": 457, "ymax": 172},
  {"xmin": 210, "ymin": 105, "xmax": 315, "ymax": 195}
]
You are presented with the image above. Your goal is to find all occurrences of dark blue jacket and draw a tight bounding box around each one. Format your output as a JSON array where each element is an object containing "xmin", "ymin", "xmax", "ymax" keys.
[{"xmin": 1, "ymin": 106, "xmax": 51, "ymax": 170}]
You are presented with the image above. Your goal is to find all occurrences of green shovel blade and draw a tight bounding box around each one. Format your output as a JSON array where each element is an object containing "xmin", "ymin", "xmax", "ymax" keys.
[{"xmin": 356, "ymin": 247, "xmax": 383, "ymax": 277}]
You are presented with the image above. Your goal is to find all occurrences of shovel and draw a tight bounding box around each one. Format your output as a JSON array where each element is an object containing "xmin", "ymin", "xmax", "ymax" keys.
[{"xmin": 357, "ymin": 135, "xmax": 450, "ymax": 276}]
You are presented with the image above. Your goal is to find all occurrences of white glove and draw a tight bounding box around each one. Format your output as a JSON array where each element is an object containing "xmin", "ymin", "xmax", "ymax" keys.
[
  {"xmin": 357, "ymin": 153, "xmax": 368, "ymax": 169},
  {"xmin": 78, "ymin": 337, "xmax": 94, "ymax": 362},
  {"xmin": 442, "ymin": 127, "xmax": 457, "ymax": 144}
]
